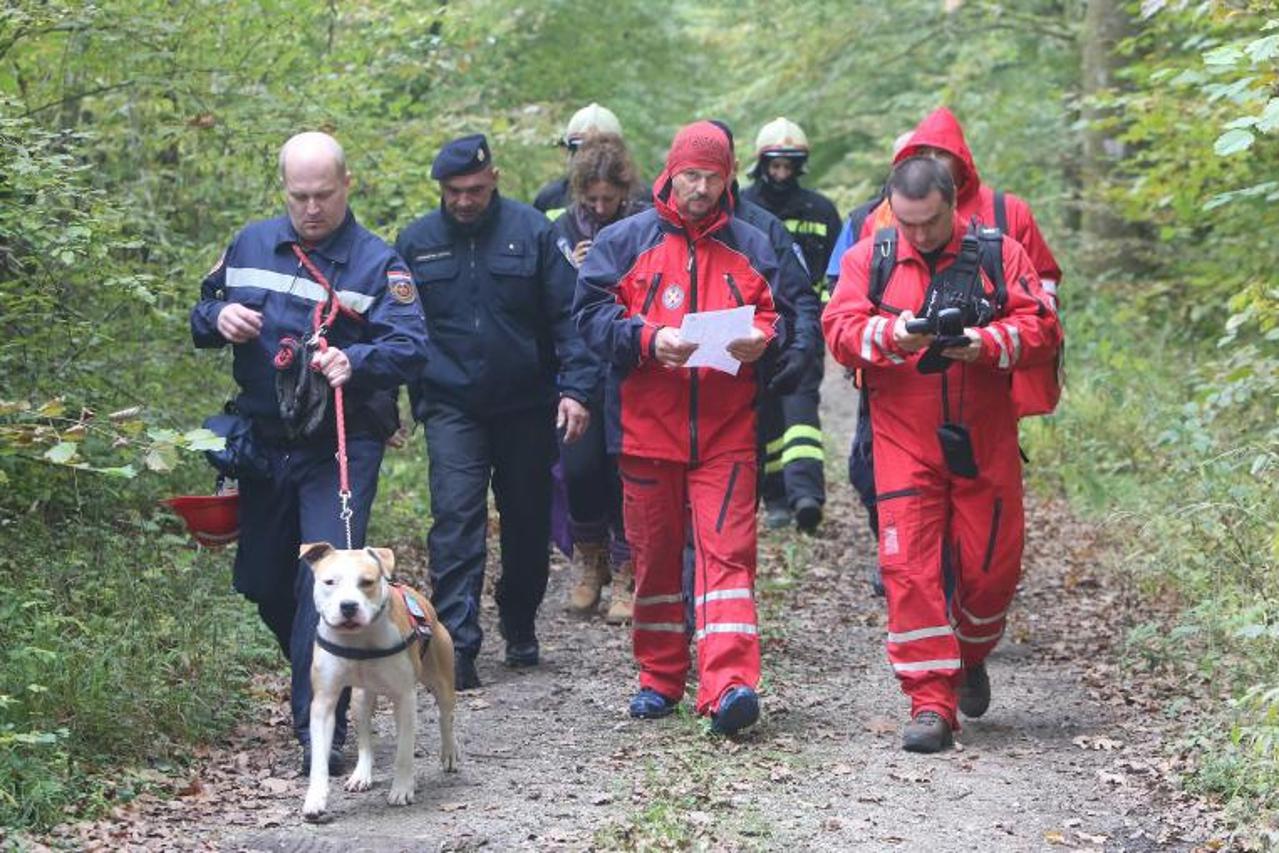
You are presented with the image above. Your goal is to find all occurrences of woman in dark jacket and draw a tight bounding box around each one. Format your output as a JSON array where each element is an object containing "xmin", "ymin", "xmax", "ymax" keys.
[{"xmin": 552, "ymin": 133, "xmax": 647, "ymax": 623}]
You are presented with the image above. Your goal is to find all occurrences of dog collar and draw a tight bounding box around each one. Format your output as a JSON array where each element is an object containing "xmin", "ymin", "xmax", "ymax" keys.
[{"xmin": 315, "ymin": 632, "xmax": 416, "ymax": 660}]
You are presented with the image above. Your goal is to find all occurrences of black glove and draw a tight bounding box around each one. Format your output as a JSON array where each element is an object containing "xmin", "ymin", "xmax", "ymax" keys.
[{"xmin": 766, "ymin": 347, "xmax": 808, "ymax": 395}]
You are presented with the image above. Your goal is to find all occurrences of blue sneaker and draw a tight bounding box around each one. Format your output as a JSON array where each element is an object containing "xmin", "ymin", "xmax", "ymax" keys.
[
  {"xmin": 711, "ymin": 686, "xmax": 760, "ymax": 735},
  {"xmin": 629, "ymin": 688, "xmax": 679, "ymax": 719}
]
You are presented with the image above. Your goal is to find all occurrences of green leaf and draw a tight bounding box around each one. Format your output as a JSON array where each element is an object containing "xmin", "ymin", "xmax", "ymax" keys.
[
  {"xmin": 43, "ymin": 443, "xmax": 78, "ymax": 465},
  {"xmin": 1256, "ymin": 98, "xmax": 1279, "ymax": 134},
  {"xmin": 181, "ymin": 428, "xmax": 225, "ymax": 452},
  {"xmin": 1245, "ymin": 34, "xmax": 1279, "ymax": 63},
  {"xmin": 1203, "ymin": 44, "xmax": 1244, "ymax": 67},
  {"xmin": 97, "ymin": 464, "xmax": 137, "ymax": 479},
  {"xmin": 144, "ymin": 446, "xmax": 176, "ymax": 473},
  {"xmin": 1214, "ymin": 128, "xmax": 1255, "ymax": 156}
]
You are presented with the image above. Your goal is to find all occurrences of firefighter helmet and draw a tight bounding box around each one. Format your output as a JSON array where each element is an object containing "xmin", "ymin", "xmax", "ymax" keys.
[
  {"xmin": 564, "ymin": 103, "xmax": 623, "ymax": 146},
  {"xmin": 754, "ymin": 117, "xmax": 810, "ymax": 159}
]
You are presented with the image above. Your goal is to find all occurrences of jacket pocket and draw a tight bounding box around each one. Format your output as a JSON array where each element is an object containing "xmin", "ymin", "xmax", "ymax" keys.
[
  {"xmin": 875, "ymin": 488, "xmax": 920, "ymax": 569},
  {"xmin": 980, "ymin": 497, "xmax": 1003, "ymax": 574},
  {"xmin": 640, "ymin": 272, "xmax": 664, "ymax": 315},
  {"xmin": 715, "ymin": 461, "xmax": 743, "ymax": 532},
  {"xmin": 724, "ymin": 273, "xmax": 745, "ymax": 307}
]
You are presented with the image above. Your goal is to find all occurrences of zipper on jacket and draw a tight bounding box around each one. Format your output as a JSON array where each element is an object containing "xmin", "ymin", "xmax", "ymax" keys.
[
  {"xmin": 641, "ymin": 272, "xmax": 664, "ymax": 315},
  {"xmin": 687, "ymin": 236, "xmax": 700, "ymax": 466},
  {"xmin": 724, "ymin": 273, "xmax": 744, "ymax": 307},
  {"xmin": 470, "ymin": 237, "xmax": 480, "ymax": 332},
  {"xmin": 980, "ymin": 497, "xmax": 1003, "ymax": 573}
]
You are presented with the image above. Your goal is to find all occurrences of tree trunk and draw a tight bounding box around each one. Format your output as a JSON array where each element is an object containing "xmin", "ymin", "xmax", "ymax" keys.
[{"xmin": 1080, "ymin": 0, "xmax": 1150, "ymax": 278}]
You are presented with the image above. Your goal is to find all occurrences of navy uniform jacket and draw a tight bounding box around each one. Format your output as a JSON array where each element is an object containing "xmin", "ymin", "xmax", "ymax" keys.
[
  {"xmin": 736, "ymin": 196, "xmax": 822, "ymax": 358},
  {"xmin": 191, "ymin": 210, "xmax": 429, "ymax": 434},
  {"xmin": 395, "ymin": 194, "xmax": 598, "ymax": 418},
  {"xmin": 741, "ymin": 182, "xmax": 842, "ymax": 292}
]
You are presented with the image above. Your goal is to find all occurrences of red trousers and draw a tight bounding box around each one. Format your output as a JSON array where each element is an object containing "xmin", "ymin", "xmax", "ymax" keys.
[
  {"xmin": 619, "ymin": 450, "xmax": 760, "ymax": 715},
  {"xmin": 871, "ymin": 390, "xmax": 1025, "ymax": 727}
]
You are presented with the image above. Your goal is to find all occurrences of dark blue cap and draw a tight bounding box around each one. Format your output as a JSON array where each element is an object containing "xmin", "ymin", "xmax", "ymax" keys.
[{"xmin": 431, "ymin": 133, "xmax": 493, "ymax": 180}]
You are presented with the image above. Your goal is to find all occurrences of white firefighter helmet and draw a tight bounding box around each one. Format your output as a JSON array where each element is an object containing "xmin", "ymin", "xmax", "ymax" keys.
[
  {"xmin": 754, "ymin": 116, "xmax": 810, "ymax": 158},
  {"xmin": 564, "ymin": 103, "xmax": 623, "ymax": 144}
]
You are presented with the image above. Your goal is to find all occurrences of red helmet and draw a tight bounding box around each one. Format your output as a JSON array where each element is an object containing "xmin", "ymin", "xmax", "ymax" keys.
[{"xmin": 162, "ymin": 493, "xmax": 240, "ymax": 548}]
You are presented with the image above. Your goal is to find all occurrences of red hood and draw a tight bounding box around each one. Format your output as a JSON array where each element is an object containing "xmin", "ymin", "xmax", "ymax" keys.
[{"xmin": 894, "ymin": 107, "xmax": 981, "ymax": 207}]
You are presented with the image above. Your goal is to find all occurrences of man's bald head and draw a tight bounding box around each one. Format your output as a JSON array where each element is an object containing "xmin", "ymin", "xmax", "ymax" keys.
[
  {"xmin": 278, "ymin": 131, "xmax": 347, "ymax": 182},
  {"xmin": 279, "ymin": 132, "xmax": 351, "ymax": 244}
]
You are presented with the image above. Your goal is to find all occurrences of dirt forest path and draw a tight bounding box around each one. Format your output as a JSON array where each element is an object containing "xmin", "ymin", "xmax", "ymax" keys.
[{"xmin": 61, "ymin": 355, "xmax": 1222, "ymax": 852}]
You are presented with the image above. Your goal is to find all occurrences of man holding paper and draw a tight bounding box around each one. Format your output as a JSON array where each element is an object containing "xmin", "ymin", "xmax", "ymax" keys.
[{"xmin": 574, "ymin": 120, "xmax": 781, "ymax": 736}]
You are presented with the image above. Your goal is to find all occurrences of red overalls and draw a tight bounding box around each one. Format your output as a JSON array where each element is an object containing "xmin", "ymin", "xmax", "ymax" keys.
[{"xmin": 823, "ymin": 216, "xmax": 1061, "ymax": 725}]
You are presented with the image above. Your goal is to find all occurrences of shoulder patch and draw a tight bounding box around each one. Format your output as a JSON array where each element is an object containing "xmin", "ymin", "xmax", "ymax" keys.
[{"xmin": 388, "ymin": 269, "xmax": 416, "ymax": 304}]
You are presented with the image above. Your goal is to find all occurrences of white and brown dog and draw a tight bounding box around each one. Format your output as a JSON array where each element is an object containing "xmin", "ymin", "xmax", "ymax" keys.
[{"xmin": 300, "ymin": 542, "xmax": 459, "ymax": 820}]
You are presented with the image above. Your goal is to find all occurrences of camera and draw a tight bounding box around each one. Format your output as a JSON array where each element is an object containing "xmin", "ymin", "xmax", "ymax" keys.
[{"xmin": 901, "ymin": 230, "xmax": 996, "ymax": 374}]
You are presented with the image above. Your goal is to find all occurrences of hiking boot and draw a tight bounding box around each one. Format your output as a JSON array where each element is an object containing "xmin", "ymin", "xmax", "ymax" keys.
[
  {"xmin": 300, "ymin": 745, "xmax": 346, "ymax": 776},
  {"xmin": 764, "ymin": 503, "xmax": 793, "ymax": 530},
  {"xmin": 566, "ymin": 541, "xmax": 610, "ymax": 613},
  {"xmin": 629, "ymin": 688, "xmax": 679, "ymax": 719},
  {"xmin": 869, "ymin": 563, "xmax": 885, "ymax": 597},
  {"xmin": 505, "ymin": 638, "xmax": 540, "ymax": 668},
  {"xmin": 711, "ymin": 686, "xmax": 760, "ymax": 735},
  {"xmin": 901, "ymin": 711, "xmax": 954, "ymax": 753},
  {"xmin": 454, "ymin": 654, "xmax": 481, "ymax": 691},
  {"xmin": 794, "ymin": 497, "xmax": 823, "ymax": 533},
  {"xmin": 605, "ymin": 560, "xmax": 634, "ymax": 625},
  {"xmin": 959, "ymin": 663, "xmax": 991, "ymax": 718}
]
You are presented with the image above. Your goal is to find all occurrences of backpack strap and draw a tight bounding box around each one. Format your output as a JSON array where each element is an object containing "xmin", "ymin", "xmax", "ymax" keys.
[
  {"xmin": 975, "ymin": 226, "xmax": 1006, "ymax": 310},
  {"xmin": 868, "ymin": 227, "xmax": 898, "ymax": 308},
  {"xmin": 993, "ymin": 190, "xmax": 1007, "ymax": 235}
]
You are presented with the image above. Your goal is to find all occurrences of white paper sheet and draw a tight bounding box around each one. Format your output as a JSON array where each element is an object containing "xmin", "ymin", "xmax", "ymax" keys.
[{"xmin": 678, "ymin": 305, "xmax": 756, "ymax": 375}]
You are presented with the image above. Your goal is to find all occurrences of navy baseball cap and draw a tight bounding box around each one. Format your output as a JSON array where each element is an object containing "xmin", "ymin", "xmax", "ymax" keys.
[{"xmin": 431, "ymin": 133, "xmax": 493, "ymax": 180}]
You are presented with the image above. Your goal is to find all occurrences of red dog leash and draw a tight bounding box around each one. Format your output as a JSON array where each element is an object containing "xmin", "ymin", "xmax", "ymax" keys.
[{"xmin": 291, "ymin": 243, "xmax": 363, "ymax": 548}]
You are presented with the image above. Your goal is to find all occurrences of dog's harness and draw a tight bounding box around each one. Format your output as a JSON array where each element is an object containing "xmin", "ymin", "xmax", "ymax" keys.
[{"xmin": 315, "ymin": 580, "xmax": 434, "ymax": 661}]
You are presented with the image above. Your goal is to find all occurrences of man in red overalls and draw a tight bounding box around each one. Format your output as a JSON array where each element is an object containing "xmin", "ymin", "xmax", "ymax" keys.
[
  {"xmin": 574, "ymin": 121, "xmax": 782, "ymax": 735},
  {"xmin": 824, "ymin": 156, "xmax": 1061, "ymax": 752}
]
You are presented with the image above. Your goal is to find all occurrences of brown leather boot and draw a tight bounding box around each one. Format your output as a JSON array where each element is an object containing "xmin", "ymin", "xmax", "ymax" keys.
[
  {"xmin": 567, "ymin": 542, "xmax": 609, "ymax": 613},
  {"xmin": 604, "ymin": 560, "xmax": 634, "ymax": 624}
]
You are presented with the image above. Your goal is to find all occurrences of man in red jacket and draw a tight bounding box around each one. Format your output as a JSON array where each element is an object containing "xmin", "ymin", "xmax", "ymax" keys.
[
  {"xmin": 823, "ymin": 157, "xmax": 1061, "ymax": 753},
  {"xmin": 574, "ymin": 121, "xmax": 781, "ymax": 735}
]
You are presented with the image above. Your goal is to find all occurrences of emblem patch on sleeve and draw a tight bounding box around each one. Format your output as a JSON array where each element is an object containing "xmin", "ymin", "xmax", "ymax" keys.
[
  {"xmin": 662, "ymin": 283, "xmax": 685, "ymax": 310},
  {"xmin": 388, "ymin": 270, "xmax": 417, "ymax": 304}
]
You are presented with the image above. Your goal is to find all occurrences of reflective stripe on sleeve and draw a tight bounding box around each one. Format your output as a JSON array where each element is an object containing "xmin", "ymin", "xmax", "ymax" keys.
[
  {"xmin": 1006, "ymin": 324, "xmax": 1022, "ymax": 365},
  {"xmin": 887, "ymin": 625, "xmax": 954, "ymax": 644},
  {"xmin": 860, "ymin": 319, "xmax": 876, "ymax": 361},
  {"xmin": 225, "ymin": 267, "xmax": 375, "ymax": 314},
  {"xmin": 982, "ymin": 326, "xmax": 1010, "ymax": 369}
]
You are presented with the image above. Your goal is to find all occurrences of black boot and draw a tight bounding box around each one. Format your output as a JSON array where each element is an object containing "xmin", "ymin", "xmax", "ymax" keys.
[
  {"xmin": 959, "ymin": 663, "xmax": 991, "ymax": 718},
  {"xmin": 455, "ymin": 653, "xmax": 481, "ymax": 691},
  {"xmin": 901, "ymin": 711, "xmax": 954, "ymax": 753}
]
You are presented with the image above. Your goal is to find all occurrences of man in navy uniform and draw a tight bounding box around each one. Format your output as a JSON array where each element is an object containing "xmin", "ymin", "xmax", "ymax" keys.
[
  {"xmin": 191, "ymin": 131, "xmax": 429, "ymax": 774},
  {"xmin": 396, "ymin": 134, "xmax": 597, "ymax": 691}
]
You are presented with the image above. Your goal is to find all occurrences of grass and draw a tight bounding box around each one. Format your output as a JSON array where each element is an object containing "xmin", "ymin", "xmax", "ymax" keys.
[
  {"xmin": 1022, "ymin": 295, "xmax": 1279, "ymax": 839},
  {"xmin": 0, "ymin": 479, "xmax": 277, "ymax": 832}
]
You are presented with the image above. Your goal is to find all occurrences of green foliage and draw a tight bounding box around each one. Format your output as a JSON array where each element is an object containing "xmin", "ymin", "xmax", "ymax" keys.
[{"xmin": 0, "ymin": 502, "xmax": 274, "ymax": 830}]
